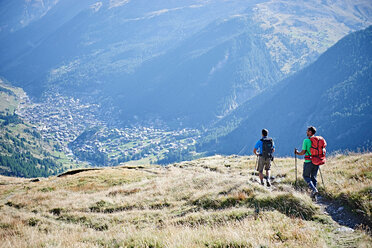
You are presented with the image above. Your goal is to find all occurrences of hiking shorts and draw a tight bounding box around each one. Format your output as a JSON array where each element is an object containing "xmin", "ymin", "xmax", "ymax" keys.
[{"xmin": 257, "ymin": 156, "xmax": 271, "ymax": 173}]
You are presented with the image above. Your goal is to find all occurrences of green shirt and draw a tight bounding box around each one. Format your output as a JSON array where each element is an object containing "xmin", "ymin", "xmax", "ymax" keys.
[{"xmin": 302, "ymin": 138, "xmax": 312, "ymax": 162}]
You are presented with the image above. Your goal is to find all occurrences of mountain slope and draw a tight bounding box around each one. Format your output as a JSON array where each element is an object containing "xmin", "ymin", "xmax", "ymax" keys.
[
  {"xmin": 0, "ymin": 0, "xmax": 371, "ymax": 127},
  {"xmin": 0, "ymin": 153, "xmax": 371, "ymax": 247},
  {"xmin": 111, "ymin": 16, "xmax": 283, "ymax": 126},
  {"xmin": 200, "ymin": 25, "xmax": 372, "ymax": 155}
]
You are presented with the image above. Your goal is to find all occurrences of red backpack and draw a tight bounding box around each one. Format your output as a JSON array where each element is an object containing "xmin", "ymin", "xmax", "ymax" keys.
[{"xmin": 305, "ymin": 136, "xmax": 327, "ymax": 165}]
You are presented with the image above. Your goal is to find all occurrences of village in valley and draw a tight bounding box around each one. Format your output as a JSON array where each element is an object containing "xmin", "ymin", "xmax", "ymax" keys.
[{"xmin": 16, "ymin": 92, "xmax": 200, "ymax": 166}]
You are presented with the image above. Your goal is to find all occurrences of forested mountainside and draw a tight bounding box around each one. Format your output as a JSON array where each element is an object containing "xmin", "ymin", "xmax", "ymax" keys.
[
  {"xmin": 199, "ymin": 25, "xmax": 372, "ymax": 156},
  {"xmin": 0, "ymin": 79, "xmax": 82, "ymax": 177}
]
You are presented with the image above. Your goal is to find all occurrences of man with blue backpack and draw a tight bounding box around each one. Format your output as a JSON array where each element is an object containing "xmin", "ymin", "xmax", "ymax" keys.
[{"xmin": 253, "ymin": 129, "xmax": 275, "ymax": 187}]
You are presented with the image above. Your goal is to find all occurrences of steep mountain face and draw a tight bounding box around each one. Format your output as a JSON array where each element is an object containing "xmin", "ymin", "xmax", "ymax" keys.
[
  {"xmin": 110, "ymin": 16, "xmax": 284, "ymax": 126},
  {"xmin": 0, "ymin": 0, "xmax": 371, "ymax": 127},
  {"xmin": 201, "ymin": 25, "xmax": 372, "ymax": 156},
  {"xmin": 252, "ymin": 0, "xmax": 372, "ymax": 73},
  {"xmin": 0, "ymin": 0, "xmax": 60, "ymax": 37}
]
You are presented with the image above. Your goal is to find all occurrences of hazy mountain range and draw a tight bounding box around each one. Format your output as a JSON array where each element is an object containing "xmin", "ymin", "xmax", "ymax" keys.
[
  {"xmin": 0, "ymin": 0, "xmax": 371, "ymax": 166},
  {"xmin": 1, "ymin": 0, "xmax": 371, "ymax": 127}
]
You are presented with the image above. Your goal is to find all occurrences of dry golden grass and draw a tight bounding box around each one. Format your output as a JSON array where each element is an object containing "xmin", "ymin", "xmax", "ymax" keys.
[
  {"xmin": 271, "ymin": 153, "xmax": 372, "ymax": 224},
  {"xmin": 0, "ymin": 153, "xmax": 371, "ymax": 247}
]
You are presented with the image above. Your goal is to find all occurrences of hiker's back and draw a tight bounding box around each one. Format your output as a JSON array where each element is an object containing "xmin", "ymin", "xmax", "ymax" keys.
[
  {"xmin": 261, "ymin": 137, "xmax": 274, "ymax": 159},
  {"xmin": 309, "ymin": 136, "xmax": 327, "ymax": 165}
]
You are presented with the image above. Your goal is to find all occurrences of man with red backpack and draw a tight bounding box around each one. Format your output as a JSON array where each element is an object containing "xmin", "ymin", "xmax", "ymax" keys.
[{"xmin": 295, "ymin": 126, "xmax": 327, "ymax": 200}]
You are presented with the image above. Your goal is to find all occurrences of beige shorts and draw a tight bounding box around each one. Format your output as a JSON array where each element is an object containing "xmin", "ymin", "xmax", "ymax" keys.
[{"xmin": 257, "ymin": 156, "xmax": 271, "ymax": 173}]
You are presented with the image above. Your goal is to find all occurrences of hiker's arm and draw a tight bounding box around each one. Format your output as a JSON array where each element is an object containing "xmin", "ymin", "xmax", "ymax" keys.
[
  {"xmin": 253, "ymin": 148, "xmax": 259, "ymax": 156},
  {"xmin": 272, "ymin": 148, "xmax": 275, "ymax": 153},
  {"xmin": 295, "ymin": 149, "xmax": 306, "ymax": 156}
]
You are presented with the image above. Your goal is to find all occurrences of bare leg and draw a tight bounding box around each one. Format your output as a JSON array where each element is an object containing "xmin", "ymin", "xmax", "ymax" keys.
[
  {"xmin": 266, "ymin": 170, "xmax": 271, "ymax": 186},
  {"xmin": 266, "ymin": 170, "xmax": 271, "ymax": 181},
  {"xmin": 259, "ymin": 172, "xmax": 264, "ymax": 184}
]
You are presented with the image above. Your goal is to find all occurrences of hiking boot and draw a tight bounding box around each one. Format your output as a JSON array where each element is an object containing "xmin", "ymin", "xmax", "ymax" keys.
[
  {"xmin": 260, "ymin": 181, "xmax": 265, "ymax": 186},
  {"xmin": 266, "ymin": 181, "xmax": 271, "ymax": 187},
  {"xmin": 311, "ymin": 191, "xmax": 318, "ymax": 201}
]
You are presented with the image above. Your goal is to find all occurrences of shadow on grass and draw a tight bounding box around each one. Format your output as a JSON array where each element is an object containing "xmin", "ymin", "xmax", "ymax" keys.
[{"xmin": 191, "ymin": 192, "xmax": 317, "ymax": 220}]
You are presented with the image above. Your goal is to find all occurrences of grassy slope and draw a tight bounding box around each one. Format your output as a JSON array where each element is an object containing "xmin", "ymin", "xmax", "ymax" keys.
[
  {"xmin": 0, "ymin": 153, "xmax": 371, "ymax": 247},
  {"xmin": 319, "ymin": 153, "xmax": 372, "ymax": 224},
  {"xmin": 0, "ymin": 79, "xmax": 22, "ymax": 115}
]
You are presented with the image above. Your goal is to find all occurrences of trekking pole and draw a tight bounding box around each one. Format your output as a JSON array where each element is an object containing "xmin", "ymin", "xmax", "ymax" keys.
[
  {"xmin": 272, "ymin": 159, "xmax": 279, "ymax": 167},
  {"xmin": 255, "ymin": 154, "xmax": 258, "ymax": 171},
  {"xmin": 319, "ymin": 167, "xmax": 326, "ymax": 194},
  {"xmin": 295, "ymin": 150, "xmax": 298, "ymax": 190}
]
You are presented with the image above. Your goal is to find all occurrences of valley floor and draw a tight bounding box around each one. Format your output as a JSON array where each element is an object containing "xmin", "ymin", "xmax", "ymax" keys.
[{"xmin": 0, "ymin": 153, "xmax": 371, "ymax": 247}]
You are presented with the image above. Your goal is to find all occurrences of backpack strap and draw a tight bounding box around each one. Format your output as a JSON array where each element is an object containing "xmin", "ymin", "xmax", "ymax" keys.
[{"xmin": 305, "ymin": 137, "xmax": 316, "ymax": 160}]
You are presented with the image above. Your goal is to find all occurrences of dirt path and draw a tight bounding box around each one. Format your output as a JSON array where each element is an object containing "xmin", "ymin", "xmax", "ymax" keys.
[
  {"xmin": 258, "ymin": 175, "xmax": 369, "ymax": 232},
  {"xmin": 316, "ymin": 195, "xmax": 366, "ymax": 230}
]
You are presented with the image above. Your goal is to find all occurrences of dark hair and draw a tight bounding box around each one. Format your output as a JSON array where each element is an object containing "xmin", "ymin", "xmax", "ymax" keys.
[
  {"xmin": 262, "ymin": 129, "xmax": 268, "ymax": 136},
  {"xmin": 307, "ymin": 126, "xmax": 317, "ymax": 135}
]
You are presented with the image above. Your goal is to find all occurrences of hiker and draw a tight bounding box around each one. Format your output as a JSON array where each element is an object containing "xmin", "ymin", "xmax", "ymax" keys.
[
  {"xmin": 253, "ymin": 129, "xmax": 275, "ymax": 186},
  {"xmin": 295, "ymin": 126, "xmax": 325, "ymax": 200}
]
